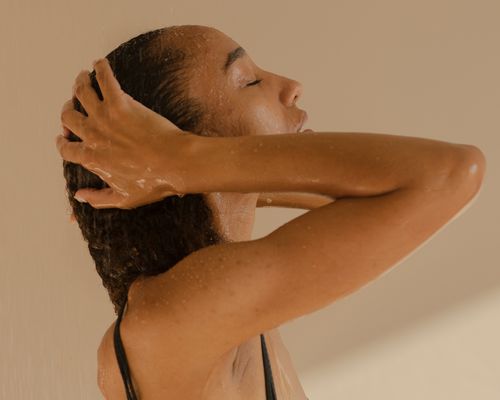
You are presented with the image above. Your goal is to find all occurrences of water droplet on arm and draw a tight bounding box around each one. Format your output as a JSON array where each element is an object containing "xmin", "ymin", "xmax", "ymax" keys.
[{"xmin": 469, "ymin": 163, "xmax": 478, "ymax": 175}]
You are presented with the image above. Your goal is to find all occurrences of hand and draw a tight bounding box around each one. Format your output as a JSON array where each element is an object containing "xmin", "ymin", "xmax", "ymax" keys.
[{"xmin": 55, "ymin": 58, "xmax": 196, "ymax": 209}]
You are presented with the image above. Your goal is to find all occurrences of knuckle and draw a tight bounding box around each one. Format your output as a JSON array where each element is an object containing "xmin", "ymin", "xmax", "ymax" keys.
[
  {"xmin": 60, "ymin": 109, "xmax": 70, "ymax": 123},
  {"xmin": 61, "ymin": 99, "xmax": 72, "ymax": 111},
  {"xmin": 107, "ymin": 106, "xmax": 121, "ymax": 121},
  {"xmin": 60, "ymin": 100, "xmax": 73, "ymax": 117},
  {"xmin": 83, "ymin": 149, "xmax": 97, "ymax": 167},
  {"xmin": 74, "ymin": 83, "xmax": 85, "ymax": 96},
  {"xmin": 102, "ymin": 103, "xmax": 120, "ymax": 122},
  {"xmin": 75, "ymin": 115, "xmax": 85, "ymax": 131}
]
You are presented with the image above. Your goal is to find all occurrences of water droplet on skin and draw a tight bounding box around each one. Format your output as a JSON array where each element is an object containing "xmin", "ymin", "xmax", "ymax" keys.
[
  {"xmin": 93, "ymin": 167, "xmax": 112, "ymax": 179},
  {"xmin": 469, "ymin": 163, "xmax": 478, "ymax": 175}
]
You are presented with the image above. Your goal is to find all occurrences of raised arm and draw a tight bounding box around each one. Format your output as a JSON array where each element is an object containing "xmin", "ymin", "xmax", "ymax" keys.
[
  {"xmin": 181, "ymin": 131, "xmax": 483, "ymax": 198},
  {"xmin": 58, "ymin": 60, "xmax": 485, "ymax": 377},
  {"xmin": 131, "ymin": 131, "xmax": 485, "ymax": 373}
]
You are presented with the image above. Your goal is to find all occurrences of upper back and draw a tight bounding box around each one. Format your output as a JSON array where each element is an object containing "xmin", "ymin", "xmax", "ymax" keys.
[{"xmin": 97, "ymin": 302, "xmax": 308, "ymax": 399}]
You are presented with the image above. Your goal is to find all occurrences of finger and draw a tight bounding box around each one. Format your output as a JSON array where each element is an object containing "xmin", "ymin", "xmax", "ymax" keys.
[
  {"xmin": 74, "ymin": 187, "xmax": 131, "ymax": 209},
  {"xmin": 62, "ymin": 124, "xmax": 71, "ymax": 138},
  {"xmin": 72, "ymin": 70, "xmax": 101, "ymax": 116},
  {"xmin": 55, "ymin": 134, "xmax": 92, "ymax": 165},
  {"xmin": 60, "ymin": 99, "xmax": 91, "ymax": 141},
  {"xmin": 93, "ymin": 58, "xmax": 123, "ymax": 104}
]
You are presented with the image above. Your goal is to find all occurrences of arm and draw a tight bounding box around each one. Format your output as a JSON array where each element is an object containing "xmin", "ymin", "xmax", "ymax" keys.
[
  {"xmin": 59, "ymin": 60, "xmax": 486, "ymax": 373},
  {"xmin": 256, "ymin": 192, "xmax": 335, "ymax": 209},
  {"xmin": 134, "ymin": 131, "xmax": 484, "ymax": 370},
  {"xmin": 182, "ymin": 131, "xmax": 481, "ymax": 198}
]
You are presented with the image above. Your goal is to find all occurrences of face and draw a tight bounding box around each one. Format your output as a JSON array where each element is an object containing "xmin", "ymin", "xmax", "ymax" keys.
[
  {"xmin": 163, "ymin": 25, "xmax": 309, "ymax": 241},
  {"xmin": 168, "ymin": 25, "xmax": 308, "ymax": 137}
]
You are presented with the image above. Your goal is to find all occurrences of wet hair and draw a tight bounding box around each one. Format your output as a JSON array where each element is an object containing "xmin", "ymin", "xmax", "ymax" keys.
[{"xmin": 63, "ymin": 27, "xmax": 224, "ymax": 315}]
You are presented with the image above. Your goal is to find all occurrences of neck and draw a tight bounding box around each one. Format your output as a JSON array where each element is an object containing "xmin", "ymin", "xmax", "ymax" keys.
[{"xmin": 205, "ymin": 192, "xmax": 259, "ymax": 242}]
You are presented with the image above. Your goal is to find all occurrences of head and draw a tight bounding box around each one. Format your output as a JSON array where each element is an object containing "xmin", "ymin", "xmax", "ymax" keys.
[{"xmin": 63, "ymin": 25, "xmax": 306, "ymax": 314}]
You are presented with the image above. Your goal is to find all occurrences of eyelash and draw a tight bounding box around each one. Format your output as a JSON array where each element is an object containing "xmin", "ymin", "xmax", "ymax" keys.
[{"xmin": 246, "ymin": 79, "xmax": 262, "ymax": 87}]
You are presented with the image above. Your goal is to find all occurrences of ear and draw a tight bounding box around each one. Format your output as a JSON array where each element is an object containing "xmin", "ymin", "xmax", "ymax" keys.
[{"xmin": 69, "ymin": 212, "xmax": 76, "ymax": 223}]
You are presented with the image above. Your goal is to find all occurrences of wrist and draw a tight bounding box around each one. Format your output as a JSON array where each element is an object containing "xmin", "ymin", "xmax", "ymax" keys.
[{"xmin": 171, "ymin": 132, "xmax": 209, "ymax": 195}]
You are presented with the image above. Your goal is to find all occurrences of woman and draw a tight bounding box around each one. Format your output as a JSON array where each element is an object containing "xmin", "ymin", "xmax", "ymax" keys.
[{"xmin": 56, "ymin": 24, "xmax": 485, "ymax": 400}]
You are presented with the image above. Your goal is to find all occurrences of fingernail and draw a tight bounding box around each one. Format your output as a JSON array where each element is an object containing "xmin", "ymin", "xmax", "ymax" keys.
[{"xmin": 74, "ymin": 195, "xmax": 87, "ymax": 203}]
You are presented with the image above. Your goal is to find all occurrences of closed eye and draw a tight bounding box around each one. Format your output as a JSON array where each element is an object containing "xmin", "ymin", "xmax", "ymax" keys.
[{"xmin": 246, "ymin": 79, "xmax": 262, "ymax": 87}]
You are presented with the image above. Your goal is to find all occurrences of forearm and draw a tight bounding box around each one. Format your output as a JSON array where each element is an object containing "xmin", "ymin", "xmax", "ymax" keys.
[
  {"xmin": 180, "ymin": 131, "xmax": 465, "ymax": 198},
  {"xmin": 256, "ymin": 192, "xmax": 335, "ymax": 209}
]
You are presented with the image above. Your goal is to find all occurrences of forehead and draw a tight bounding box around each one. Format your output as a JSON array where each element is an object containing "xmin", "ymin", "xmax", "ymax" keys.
[{"xmin": 165, "ymin": 26, "xmax": 245, "ymax": 97}]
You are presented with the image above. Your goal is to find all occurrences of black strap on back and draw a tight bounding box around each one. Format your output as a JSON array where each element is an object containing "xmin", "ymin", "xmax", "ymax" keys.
[
  {"xmin": 261, "ymin": 333, "xmax": 278, "ymax": 400},
  {"xmin": 114, "ymin": 299, "xmax": 286, "ymax": 400},
  {"xmin": 113, "ymin": 299, "xmax": 139, "ymax": 400}
]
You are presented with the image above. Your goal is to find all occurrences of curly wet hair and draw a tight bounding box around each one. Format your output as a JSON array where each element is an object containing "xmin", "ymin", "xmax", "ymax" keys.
[{"xmin": 62, "ymin": 27, "xmax": 224, "ymax": 315}]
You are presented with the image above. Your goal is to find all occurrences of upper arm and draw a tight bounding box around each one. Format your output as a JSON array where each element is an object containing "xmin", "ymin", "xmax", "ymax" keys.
[{"xmin": 131, "ymin": 146, "xmax": 485, "ymax": 369}]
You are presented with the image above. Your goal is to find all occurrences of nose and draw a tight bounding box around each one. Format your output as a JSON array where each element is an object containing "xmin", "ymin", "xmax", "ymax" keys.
[{"xmin": 281, "ymin": 78, "xmax": 303, "ymax": 107}]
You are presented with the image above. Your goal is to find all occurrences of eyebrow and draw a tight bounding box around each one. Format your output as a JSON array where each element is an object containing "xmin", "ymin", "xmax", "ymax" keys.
[{"xmin": 223, "ymin": 46, "xmax": 246, "ymax": 74}]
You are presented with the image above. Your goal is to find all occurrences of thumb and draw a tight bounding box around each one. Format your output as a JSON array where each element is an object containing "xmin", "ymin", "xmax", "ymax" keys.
[{"xmin": 74, "ymin": 188, "xmax": 131, "ymax": 209}]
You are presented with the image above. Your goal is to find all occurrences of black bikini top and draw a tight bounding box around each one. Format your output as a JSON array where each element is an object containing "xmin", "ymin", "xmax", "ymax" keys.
[{"xmin": 113, "ymin": 299, "xmax": 281, "ymax": 399}]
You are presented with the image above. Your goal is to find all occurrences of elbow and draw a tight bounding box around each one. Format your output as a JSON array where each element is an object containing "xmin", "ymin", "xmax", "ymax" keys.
[
  {"xmin": 456, "ymin": 144, "xmax": 486, "ymax": 186},
  {"xmin": 444, "ymin": 144, "xmax": 487, "ymax": 199}
]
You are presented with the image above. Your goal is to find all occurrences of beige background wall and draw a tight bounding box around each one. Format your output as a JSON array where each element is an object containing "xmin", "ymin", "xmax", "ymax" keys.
[{"xmin": 1, "ymin": 0, "xmax": 499, "ymax": 399}]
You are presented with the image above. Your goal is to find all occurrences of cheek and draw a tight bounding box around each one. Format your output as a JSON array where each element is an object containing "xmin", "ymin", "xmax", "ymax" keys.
[{"xmin": 245, "ymin": 103, "xmax": 285, "ymax": 134}]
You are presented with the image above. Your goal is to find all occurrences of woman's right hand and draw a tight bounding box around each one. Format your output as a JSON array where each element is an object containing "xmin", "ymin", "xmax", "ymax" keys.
[{"xmin": 55, "ymin": 58, "xmax": 197, "ymax": 209}]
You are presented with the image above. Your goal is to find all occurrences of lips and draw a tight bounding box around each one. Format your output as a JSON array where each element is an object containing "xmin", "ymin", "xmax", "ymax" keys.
[{"xmin": 296, "ymin": 111, "xmax": 314, "ymax": 133}]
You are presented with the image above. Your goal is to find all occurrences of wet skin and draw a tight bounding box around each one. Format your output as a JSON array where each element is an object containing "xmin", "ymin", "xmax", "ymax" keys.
[{"xmin": 96, "ymin": 25, "xmax": 312, "ymax": 399}]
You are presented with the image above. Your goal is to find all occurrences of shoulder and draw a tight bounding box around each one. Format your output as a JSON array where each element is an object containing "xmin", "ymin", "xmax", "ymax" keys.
[
  {"xmin": 95, "ymin": 295, "xmax": 230, "ymax": 398},
  {"xmin": 96, "ymin": 322, "xmax": 115, "ymax": 398}
]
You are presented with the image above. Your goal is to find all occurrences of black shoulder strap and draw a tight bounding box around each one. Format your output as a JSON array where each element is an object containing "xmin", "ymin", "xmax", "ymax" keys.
[
  {"xmin": 261, "ymin": 333, "xmax": 278, "ymax": 400},
  {"xmin": 113, "ymin": 299, "xmax": 139, "ymax": 400},
  {"xmin": 114, "ymin": 308, "xmax": 280, "ymax": 400}
]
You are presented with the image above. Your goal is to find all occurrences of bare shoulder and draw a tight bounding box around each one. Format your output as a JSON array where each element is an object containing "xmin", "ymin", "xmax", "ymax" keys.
[
  {"xmin": 96, "ymin": 321, "xmax": 116, "ymax": 398},
  {"xmin": 95, "ymin": 295, "xmax": 235, "ymax": 399}
]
